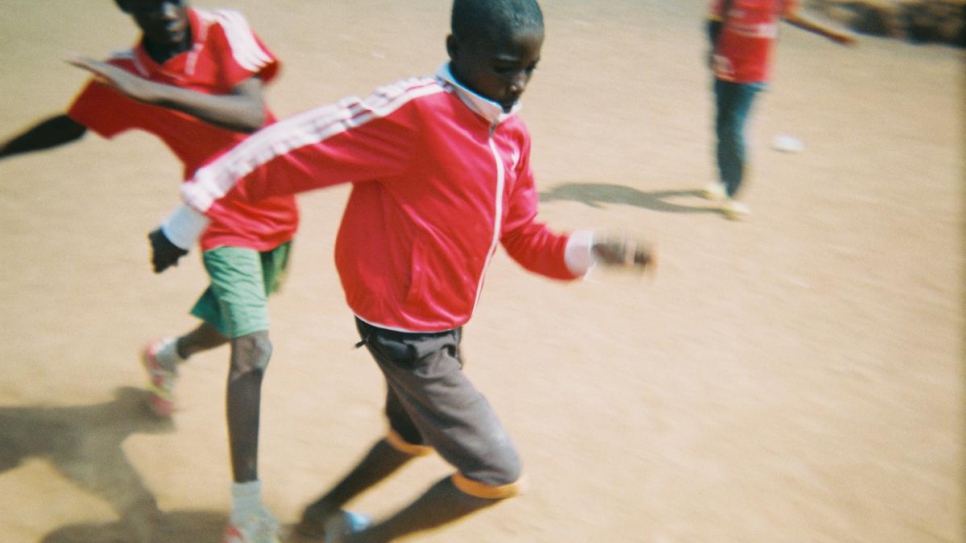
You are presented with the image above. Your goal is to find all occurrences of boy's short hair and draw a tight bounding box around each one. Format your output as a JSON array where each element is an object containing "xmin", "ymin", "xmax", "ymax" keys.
[{"xmin": 451, "ymin": 0, "xmax": 544, "ymax": 42}]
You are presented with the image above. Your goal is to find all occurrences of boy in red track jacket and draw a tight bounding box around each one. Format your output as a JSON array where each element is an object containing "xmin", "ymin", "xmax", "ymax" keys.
[{"xmin": 153, "ymin": 0, "xmax": 653, "ymax": 540}]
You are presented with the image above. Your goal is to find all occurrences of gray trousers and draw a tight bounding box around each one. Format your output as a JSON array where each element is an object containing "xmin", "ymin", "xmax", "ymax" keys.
[{"xmin": 355, "ymin": 318, "xmax": 522, "ymax": 487}]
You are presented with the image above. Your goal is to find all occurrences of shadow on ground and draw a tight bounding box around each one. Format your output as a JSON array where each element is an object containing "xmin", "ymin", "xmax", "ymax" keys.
[
  {"xmin": 0, "ymin": 386, "xmax": 199, "ymax": 542},
  {"xmin": 40, "ymin": 509, "xmax": 226, "ymax": 543},
  {"xmin": 540, "ymin": 182, "xmax": 722, "ymax": 215}
]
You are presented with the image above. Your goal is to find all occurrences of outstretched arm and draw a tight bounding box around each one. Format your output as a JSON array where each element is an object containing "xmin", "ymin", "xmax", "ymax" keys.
[
  {"xmin": 783, "ymin": 10, "xmax": 857, "ymax": 45},
  {"xmin": 67, "ymin": 56, "xmax": 267, "ymax": 133},
  {"xmin": 150, "ymin": 87, "xmax": 425, "ymax": 273},
  {"xmin": 0, "ymin": 114, "xmax": 87, "ymax": 160}
]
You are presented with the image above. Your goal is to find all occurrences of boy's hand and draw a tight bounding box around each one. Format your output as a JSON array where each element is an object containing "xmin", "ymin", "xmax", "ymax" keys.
[
  {"xmin": 592, "ymin": 237, "xmax": 655, "ymax": 275},
  {"xmin": 66, "ymin": 54, "xmax": 158, "ymax": 104},
  {"xmin": 148, "ymin": 228, "xmax": 188, "ymax": 273}
]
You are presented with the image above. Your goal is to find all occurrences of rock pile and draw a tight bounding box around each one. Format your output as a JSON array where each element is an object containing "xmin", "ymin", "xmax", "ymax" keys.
[{"xmin": 807, "ymin": 0, "xmax": 966, "ymax": 46}]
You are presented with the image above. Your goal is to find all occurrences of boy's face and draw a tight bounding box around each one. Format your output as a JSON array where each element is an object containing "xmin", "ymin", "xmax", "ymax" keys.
[
  {"xmin": 447, "ymin": 26, "xmax": 544, "ymax": 113},
  {"xmin": 118, "ymin": 0, "xmax": 190, "ymax": 50}
]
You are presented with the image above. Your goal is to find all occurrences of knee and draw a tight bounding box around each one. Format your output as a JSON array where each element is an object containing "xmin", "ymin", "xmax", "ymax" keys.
[
  {"xmin": 717, "ymin": 120, "xmax": 742, "ymax": 141},
  {"xmin": 231, "ymin": 332, "xmax": 273, "ymax": 376},
  {"xmin": 453, "ymin": 440, "xmax": 525, "ymax": 500}
]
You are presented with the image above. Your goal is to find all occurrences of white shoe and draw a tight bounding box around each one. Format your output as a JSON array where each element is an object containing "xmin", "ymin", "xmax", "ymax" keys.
[
  {"xmin": 701, "ymin": 181, "xmax": 727, "ymax": 202},
  {"xmin": 722, "ymin": 198, "xmax": 750, "ymax": 220},
  {"xmin": 223, "ymin": 508, "xmax": 281, "ymax": 543}
]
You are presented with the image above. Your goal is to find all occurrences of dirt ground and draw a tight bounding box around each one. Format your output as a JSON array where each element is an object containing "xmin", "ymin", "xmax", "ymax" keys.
[{"xmin": 0, "ymin": 1, "xmax": 962, "ymax": 542}]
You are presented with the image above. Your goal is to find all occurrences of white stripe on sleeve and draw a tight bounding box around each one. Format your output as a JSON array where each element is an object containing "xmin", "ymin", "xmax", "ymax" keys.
[{"xmin": 181, "ymin": 79, "xmax": 442, "ymax": 212}]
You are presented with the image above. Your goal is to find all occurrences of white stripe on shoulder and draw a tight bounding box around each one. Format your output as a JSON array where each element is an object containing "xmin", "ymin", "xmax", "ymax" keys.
[
  {"xmin": 204, "ymin": 8, "xmax": 273, "ymax": 72},
  {"xmin": 182, "ymin": 78, "xmax": 443, "ymax": 211}
]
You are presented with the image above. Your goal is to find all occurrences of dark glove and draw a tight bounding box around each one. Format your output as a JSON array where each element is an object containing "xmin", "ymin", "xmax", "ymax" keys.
[{"xmin": 148, "ymin": 228, "xmax": 188, "ymax": 273}]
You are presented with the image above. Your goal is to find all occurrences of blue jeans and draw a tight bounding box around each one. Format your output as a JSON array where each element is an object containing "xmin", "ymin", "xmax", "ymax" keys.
[{"xmin": 714, "ymin": 79, "xmax": 764, "ymax": 197}]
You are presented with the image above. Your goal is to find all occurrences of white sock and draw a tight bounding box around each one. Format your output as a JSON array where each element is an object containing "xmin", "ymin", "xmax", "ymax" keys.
[
  {"xmin": 155, "ymin": 337, "xmax": 186, "ymax": 371},
  {"xmin": 230, "ymin": 480, "xmax": 264, "ymax": 520}
]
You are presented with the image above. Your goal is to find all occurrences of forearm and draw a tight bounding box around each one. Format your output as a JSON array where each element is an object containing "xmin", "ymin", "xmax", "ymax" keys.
[
  {"xmin": 67, "ymin": 57, "xmax": 267, "ymax": 133},
  {"xmin": 784, "ymin": 12, "xmax": 852, "ymax": 42},
  {"xmin": 183, "ymin": 97, "xmax": 418, "ymax": 213},
  {"xmin": 504, "ymin": 227, "xmax": 653, "ymax": 279},
  {"xmin": 0, "ymin": 115, "xmax": 86, "ymax": 160},
  {"xmin": 141, "ymin": 83, "xmax": 265, "ymax": 133},
  {"xmin": 501, "ymin": 217, "xmax": 588, "ymax": 280}
]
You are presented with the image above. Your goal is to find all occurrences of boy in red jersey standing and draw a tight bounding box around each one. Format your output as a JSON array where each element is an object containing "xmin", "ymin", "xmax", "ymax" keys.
[
  {"xmin": 703, "ymin": 0, "xmax": 855, "ymax": 219},
  {"xmin": 0, "ymin": 2, "xmax": 296, "ymax": 542},
  {"xmin": 151, "ymin": 0, "xmax": 653, "ymax": 541}
]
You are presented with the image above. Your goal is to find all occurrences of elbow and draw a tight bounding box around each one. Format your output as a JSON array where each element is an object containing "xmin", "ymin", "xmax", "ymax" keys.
[
  {"xmin": 220, "ymin": 107, "xmax": 266, "ymax": 134},
  {"xmin": 66, "ymin": 122, "xmax": 87, "ymax": 142},
  {"xmin": 238, "ymin": 109, "xmax": 268, "ymax": 134}
]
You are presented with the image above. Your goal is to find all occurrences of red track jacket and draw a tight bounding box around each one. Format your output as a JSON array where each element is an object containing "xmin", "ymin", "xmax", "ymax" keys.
[{"xmin": 168, "ymin": 65, "xmax": 595, "ymax": 332}]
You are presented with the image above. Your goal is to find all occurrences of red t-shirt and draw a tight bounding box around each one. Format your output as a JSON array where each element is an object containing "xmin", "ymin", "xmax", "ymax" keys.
[
  {"xmin": 68, "ymin": 7, "xmax": 298, "ymax": 251},
  {"xmin": 710, "ymin": 0, "xmax": 798, "ymax": 83}
]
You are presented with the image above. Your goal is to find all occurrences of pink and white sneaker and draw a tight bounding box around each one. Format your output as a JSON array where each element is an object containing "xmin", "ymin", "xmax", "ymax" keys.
[
  {"xmin": 223, "ymin": 508, "xmax": 281, "ymax": 543},
  {"xmin": 141, "ymin": 338, "xmax": 179, "ymax": 418}
]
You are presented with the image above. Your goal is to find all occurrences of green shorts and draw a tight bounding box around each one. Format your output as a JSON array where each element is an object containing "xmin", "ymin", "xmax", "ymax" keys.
[{"xmin": 191, "ymin": 242, "xmax": 292, "ymax": 338}]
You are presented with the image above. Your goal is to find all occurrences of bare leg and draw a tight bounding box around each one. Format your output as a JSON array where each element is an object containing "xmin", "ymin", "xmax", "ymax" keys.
[
  {"xmin": 176, "ymin": 321, "xmax": 229, "ymax": 360},
  {"xmin": 226, "ymin": 330, "xmax": 272, "ymax": 482},
  {"xmin": 142, "ymin": 324, "xmax": 228, "ymax": 418},
  {"xmin": 297, "ymin": 439, "xmax": 414, "ymax": 536}
]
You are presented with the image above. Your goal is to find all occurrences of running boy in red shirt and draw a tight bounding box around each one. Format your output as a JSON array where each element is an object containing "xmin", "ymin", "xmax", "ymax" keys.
[
  {"xmin": 0, "ymin": 1, "xmax": 295, "ymax": 542},
  {"xmin": 152, "ymin": 0, "xmax": 653, "ymax": 541},
  {"xmin": 703, "ymin": 0, "xmax": 855, "ymax": 219}
]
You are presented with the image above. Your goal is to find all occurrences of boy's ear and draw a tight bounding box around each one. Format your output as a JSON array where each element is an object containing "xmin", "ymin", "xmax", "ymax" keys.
[
  {"xmin": 445, "ymin": 34, "xmax": 459, "ymax": 62},
  {"xmin": 115, "ymin": 0, "xmax": 132, "ymax": 14}
]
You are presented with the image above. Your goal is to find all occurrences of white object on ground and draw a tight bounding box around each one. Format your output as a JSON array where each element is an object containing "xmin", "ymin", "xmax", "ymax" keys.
[{"xmin": 772, "ymin": 134, "xmax": 805, "ymax": 153}]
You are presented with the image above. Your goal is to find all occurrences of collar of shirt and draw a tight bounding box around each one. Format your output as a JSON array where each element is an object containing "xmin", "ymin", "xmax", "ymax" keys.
[{"xmin": 436, "ymin": 64, "xmax": 521, "ymax": 126}]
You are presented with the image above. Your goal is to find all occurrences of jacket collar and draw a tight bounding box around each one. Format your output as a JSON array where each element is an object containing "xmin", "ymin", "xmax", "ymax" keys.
[{"xmin": 436, "ymin": 64, "xmax": 521, "ymax": 126}]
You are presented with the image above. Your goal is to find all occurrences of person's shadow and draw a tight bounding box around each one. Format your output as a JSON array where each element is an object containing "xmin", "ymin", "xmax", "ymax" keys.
[
  {"xmin": 539, "ymin": 182, "xmax": 722, "ymax": 215},
  {"xmin": 0, "ymin": 386, "xmax": 222, "ymax": 543},
  {"xmin": 40, "ymin": 509, "xmax": 226, "ymax": 543}
]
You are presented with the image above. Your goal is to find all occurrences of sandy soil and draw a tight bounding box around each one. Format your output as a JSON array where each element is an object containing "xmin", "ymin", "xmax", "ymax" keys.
[{"xmin": 0, "ymin": 1, "xmax": 962, "ymax": 542}]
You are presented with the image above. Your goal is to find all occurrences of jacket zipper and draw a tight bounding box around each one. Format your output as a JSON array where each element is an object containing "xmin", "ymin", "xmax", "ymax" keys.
[{"xmin": 471, "ymin": 125, "xmax": 505, "ymax": 313}]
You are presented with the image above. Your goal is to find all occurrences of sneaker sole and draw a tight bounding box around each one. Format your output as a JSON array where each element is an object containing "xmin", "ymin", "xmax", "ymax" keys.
[
  {"xmin": 722, "ymin": 207, "xmax": 750, "ymax": 221},
  {"xmin": 701, "ymin": 190, "xmax": 725, "ymax": 202}
]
